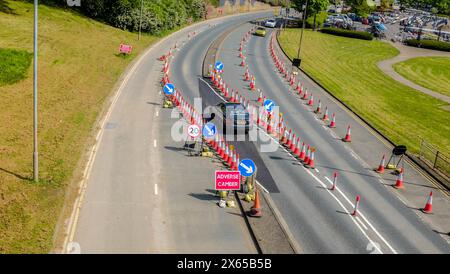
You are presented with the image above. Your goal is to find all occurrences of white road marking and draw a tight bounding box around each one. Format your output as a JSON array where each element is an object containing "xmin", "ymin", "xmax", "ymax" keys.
[
  {"xmin": 154, "ymin": 139, "xmax": 157, "ymax": 148},
  {"xmin": 154, "ymin": 184, "xmax": 158, "ymax": 195},
  {"xmin": 356, "ymin": 217, "xmax": 368, "ymax": 230},
  {"xmin": 155, "ymin": 110, "xmax": 159, "ymax": 117}
]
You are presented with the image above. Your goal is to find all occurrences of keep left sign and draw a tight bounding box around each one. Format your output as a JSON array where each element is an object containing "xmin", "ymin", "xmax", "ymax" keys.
[{"xmin": 215, "ymin": 171, "xmax": 240, "ymax": 190}]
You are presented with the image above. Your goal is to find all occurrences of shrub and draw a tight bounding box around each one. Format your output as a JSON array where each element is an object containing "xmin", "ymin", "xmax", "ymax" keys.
[
  {"xmin": 405, "ymin": 39, "xmax": 450, "ymax": 52},
  {"xmin": 320, "ymin": 27, "xmax": 373, "ymax": 40}
]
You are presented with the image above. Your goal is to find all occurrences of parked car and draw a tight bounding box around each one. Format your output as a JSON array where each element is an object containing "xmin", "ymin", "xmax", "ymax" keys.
[
  {"xmin": 255, "ymin": 26, "xmax": 267, "ymax": 37},
  {"xmin": 265, "ymin": 19, "xmax": 276, "ymax": 28}
]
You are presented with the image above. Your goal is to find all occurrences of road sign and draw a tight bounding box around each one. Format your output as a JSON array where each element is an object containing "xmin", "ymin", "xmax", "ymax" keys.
[
  {"xmin": 215, "ymin": 171, "xmax": 240, "ymax": 190},
  {"xmin": 202, "ymin": 122, "xmax": 216, "ymax": 138},
  {"xmin": 119, "ymin": 44, "xmax": 132, "ymax": 54},
  {"xmin": 263, "ymin": 99, "xmax": 275, "ymax": 113},
  {"xmin": 238, "ymin": 159, "xmax": 256, "ymax": 177},
  {"xmin": 163, "ymin": 83, "xmax": 175, "ymax": 95},
  {"xmin": 215, "ymin": 61, "xmax": 224, "ymax": 71},
  {"xmin": 187, "ymin": 124, "xmax": 201, "ymax": 139}
]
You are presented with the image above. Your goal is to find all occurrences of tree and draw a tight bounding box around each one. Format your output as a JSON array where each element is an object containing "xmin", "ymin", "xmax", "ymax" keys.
[
  {"xmin": 291, "ymin": 0, "xmax": 329, "ymax": 29},
  {"xmin": 346, "ymin": 0, "xmax": 373, "ymax": 17}
]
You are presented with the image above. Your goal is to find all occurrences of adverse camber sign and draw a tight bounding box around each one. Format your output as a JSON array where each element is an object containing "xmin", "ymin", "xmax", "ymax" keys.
[{"xmin": 215, "ymin": 171, "xmax": 240, "ymax": 190}]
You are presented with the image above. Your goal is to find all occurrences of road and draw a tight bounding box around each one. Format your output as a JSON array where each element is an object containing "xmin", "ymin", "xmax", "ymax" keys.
[
  {"xmin": 202, "ymin": 22, "xmax": 450, "ymax": 253},
  {"xmin": 66, "ymin": 12, "xmax": 271, "ymax": 254}
]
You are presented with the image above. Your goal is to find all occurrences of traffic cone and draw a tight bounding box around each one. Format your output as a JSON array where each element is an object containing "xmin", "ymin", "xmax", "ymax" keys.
[
  {"xmin": 257, "ymin": 91, "xmax": 263, "ymax": 103},
  {"xmin": 296, "ymin": 81, "xmax": 301, "ymax": 93},
  {"xmin": 352, "ymin": 195, "xmax": 360, "ymax": 216},
  {"xmin": 289, "ymin": 133, "xmax": 296, "ymax": 151},
  {"xmin": 240, "ymin": 57, "xmax": 246, "ymax": 66},
  {"xmin": 302, "ymin": 89, "xmax": 308, "ymax": 100},
  {"xmin": 298, "ymin": 143, "xmax": 306, "ymax": 161},
  {"xmin": 219, "ymin": 142, "xmax": 225, "ymax": 159},
  {"xmin": 322, "ymin": 106, "xmax": 329, "ymax": 121},
  {"xmin": 329, "ymin": 113, "xmax": 336, "ymax": 128},
  {"xmin": 315, "ymin": 100, "xmax": 322, "ymax": 114},
  {"xmin": 294, "ymin": 137, "xmax": 301, "ymax": 156},
  {"xmin": 281, "ymin": 127, "xmax": 288, "ymax": 144},
  {"xmin": 234, "ymin": 154, "xmax": 239, "ymax": 171},
  {"xmin": 394, "ymin": 169, "xmax": 404, "ymax": 189},
  {"xmin": 286, "ymin": 129, "xmax": 292, "ymax": 147},
  {"xmin": 224, "ymin": 145, "xmax": 229, "ymax": 162},
  {"xmin": 304, "ymin": 146, "xmax": 311, "ymax": 164},
  {"xmin": 306, "ymin": 148, "xmax": 315, "ymax": 168},
  {"xmin": 249, "ymin": 190, "xmax": 262, "ymax": 217},
  {"xmin": 227, "ymin": 150, "xmax": 233, "ymax": 166},
  {"xmin": 307, "ymin": 94, "xmax": 314, "ymax": 106},
  {"xmin": 422, "ymin": 191, "xmax": 433, "ymax": 214},
  {"xmin": 330, "ymin": 171, "xmax": 338, "ymax": 190},
  {"xmin": 375, "ymin": 155, "xmax": 385, "ymax": 173},
  {"xmin": 343, "ymin": 125, "xmax": 351, "ymax": 142}
]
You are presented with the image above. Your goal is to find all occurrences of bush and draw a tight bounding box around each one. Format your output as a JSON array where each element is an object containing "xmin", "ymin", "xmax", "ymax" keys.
[
  {"xmin": 405, "ymin": 39, "xmax": 450, "ymax": 52},
  {"xmin": 320, "ymin": 28, "xmax": 373, "ymax": 40}
]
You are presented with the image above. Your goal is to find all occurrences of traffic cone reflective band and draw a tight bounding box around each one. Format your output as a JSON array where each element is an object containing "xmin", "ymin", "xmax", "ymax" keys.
[
  {"xmin": 257, "ymin": 91, "xmax": 263, "ymax": 102},
  {"xmin": 376, "ymin": 155, "xmax": 385, "ymax": 173},
  {"xmin": 343, "ymin": 125, "xmax": 351, "ymax": 142},
  {"xmin": 294, "ymin": 137, "xmax": 301, "ymax": 156},
  {"xmin": 330, "ymin": 172, "xmax": 338, "ymax": 190},
  {"xmin": 299, "ymin": 143, "xmax": 306, "ymax": 160},
  {"xmin": 315, "ymin": 100, "xmax": 322, "ymax": 113},
  {"xmin": 249, "ymin": 190, "xmax": 262, "ymax": 217},
  {"xmin": 307, "ymin": 148, "xmax": 315, "ymax": 168},
  {"xmin": 322, "ymin": 106, "xmax": 329, "ymax": 121},
  {"xmin": 352, "ymin": 195, "xmax": 360, "ymax": 216},
  {"xmin": 329, "ymin": 113, "xmax": 336, "ymax": 128},
  {"xmin": 307, "ymin": 94, "xmax": 314, "ymax": 106},
  {"xmin": 422, "ymin": 191, "xmax": 433, "ymax": 214},
  {"xmin": 394, "ymin": 169, "xmax": 404, "ymax": 189}
]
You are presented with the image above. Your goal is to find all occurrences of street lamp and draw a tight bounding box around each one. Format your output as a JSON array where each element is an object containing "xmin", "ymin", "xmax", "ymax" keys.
[
  {"xmin": 296, "ymin": 0, "xmax": 308, "ymax": 61},
  {"xmin": 33, "ymin": 0, "xmax": 39, "ymax": 182}
]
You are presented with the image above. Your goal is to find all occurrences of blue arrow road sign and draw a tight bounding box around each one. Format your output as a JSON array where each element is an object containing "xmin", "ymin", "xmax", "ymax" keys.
[
  {"xmin": 215, "ymin": 61, "xmax": 224, "ymax": 71},
  {"xmin": 239, "ymin": 159, "xmax": 256, "ymax": 177},
  {"xmin": 163, "ymin": 83, "xmax": 175, "ymax": 95},
  {"xmin": 202, "ymin": 122, "xmax": 217, "ymax": 138},
  {"xmin": 263, "ymin": 99, "xmax": 275, "ymax": 113}
]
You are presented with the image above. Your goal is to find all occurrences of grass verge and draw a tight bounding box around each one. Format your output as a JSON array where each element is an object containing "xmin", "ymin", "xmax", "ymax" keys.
[
  {"xmin": 393, "ymin": 57, "xmax": 450, "ymax": 97},
  {"xmin": 278, "ymin": 29, "xmax": 450, "ymax": 157},
  {"xmin": 0, "ymin": 1, "xmax": 158, "ymax": 253},
  {"xmin": 0, "ymin": 48, "xmax": 32, "ymax": 86}
]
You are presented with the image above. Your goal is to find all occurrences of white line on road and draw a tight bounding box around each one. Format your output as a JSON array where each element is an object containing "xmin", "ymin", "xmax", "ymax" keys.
[
  {"xmin": 155, "ymin": 109, "xmax": 159, "ymax": 117},
  {"xmin": 154, "ymin": 139, "xmax": 157, "ymax": 148},
  {"xmin": 356, "ymin": 217, "xmax": 368, "ymax": 230},
  {"xmin": 154, "ymin": 184, "xmax": 158, "ymax": 195}
]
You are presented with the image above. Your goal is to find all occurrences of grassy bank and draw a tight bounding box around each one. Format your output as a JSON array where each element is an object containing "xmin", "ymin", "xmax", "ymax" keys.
[
  {"xmin": 278, "ymin": 29, "xmax": 450, "ymax": 156},
  {"xmin": 393, "ymin": 57, "xmax": 450, "ymax": 97},
  {"xmin": 0, "ymin": 1, "xmax": 158, "ymax": 253},
  {"xmin": 0, "ymin": 48, "xmax": 32, "ymax": 86}
]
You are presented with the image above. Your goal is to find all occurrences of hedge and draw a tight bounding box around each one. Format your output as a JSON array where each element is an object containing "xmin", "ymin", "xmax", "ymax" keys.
[
  {"xmin": 320, "ymin": 28, "xmax": 374, "ymax": 40},
  {"xmin": 405, "ymin": 39, "xmax": 450, "ymax": 52}
]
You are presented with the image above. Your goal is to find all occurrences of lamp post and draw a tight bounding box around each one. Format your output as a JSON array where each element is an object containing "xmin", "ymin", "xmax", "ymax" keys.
[
  {"xmin": 33, "ymin": 0, "xmax": 39, "ymax": 182},
  {"xmin": 138, "ymin": 0, "xmax": 144, "ymax": 40},
  {"xmin": 296, "ymin": 0, "xmax": 308, "ymax": 61}
]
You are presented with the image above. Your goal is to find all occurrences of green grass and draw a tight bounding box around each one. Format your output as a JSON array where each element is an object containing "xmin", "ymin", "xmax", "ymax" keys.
[
  {"xmin": 393, "ymin": 57, "xmax": 450, "ymax": 97},
  {"xmin": 279, "ymin": 29, "xmax": 450, "ymax": 157},
  {"xmin": 0, "ymin": 0, "xmax": 159, "ymax": 253},
  {"xmin": 0, "ymin": 48, "xmax": 32, "ymax": 86}
]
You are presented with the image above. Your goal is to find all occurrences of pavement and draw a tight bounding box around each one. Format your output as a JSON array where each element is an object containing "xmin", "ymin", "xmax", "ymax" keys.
[
  {"xmin": 377, "ymin": 42, "xmax": 450, "ymax": 104},
  {"xmin": 212, "ymin": 21, "xmax": 450, "ymax": 253},
  {"xmin": 64, "ymin": 12, "xmax": 273, "ymax": 254}
]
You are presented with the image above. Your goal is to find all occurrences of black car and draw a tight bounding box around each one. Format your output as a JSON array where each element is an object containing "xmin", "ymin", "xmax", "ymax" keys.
[{"xmin": 218, "ymin": 102, "xmax": 250, "ymax": 135}]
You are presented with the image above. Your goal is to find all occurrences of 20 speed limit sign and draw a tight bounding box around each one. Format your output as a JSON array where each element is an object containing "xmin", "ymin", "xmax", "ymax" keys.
[{"xmin": 187, "ymin": 124, "xmax": 201, "ymax": 139}]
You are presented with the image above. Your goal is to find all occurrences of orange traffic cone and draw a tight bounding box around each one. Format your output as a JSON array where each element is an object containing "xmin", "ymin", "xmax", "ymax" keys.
[
  {"xmin": 304, "ymin": 146, "xmax": 310, "ymax": 164},
  {"xmin": 322, "ymin": 106, "xmax": 329, "ymax": 121},
  {"xmin": 249, "ymin": 190, "xmax": 262, "ymax": 217},
  {"xmin": 422, "ymin": 191, "xmax": 433, "ymax": 214},
  {"xmin": 329, "ymin": 113, "xmax": 336, "ymax": 128},
  {"xmin": 298, "ymin": 142, "xmax": 306, "ymax": 161},
  {"xmin": 257, "ymin": 91, "xmax": 263, "ymax": 103},
  {"xmin": 343, "ymin": 125, "xmax": 351, "ymax": 142},
  {"xmin": 294, "ymin": 137, "xmax": 301, "ymax": 157},
  {"xmin": 306, "ymin": 148, "xmax": 315, "ymax": 168},
  {"xmin": 302, "ymin": 89, "xmax": 308, "ymax": 100},
  {"xmin": 289, "ymin": 133, "xmax": 296, "ymax": 151},
  {"xmin": 394, "ymin": 169, "xmax": 404, "ymax": 189},
  {"xmin": 375, "ymin": 155, "xmax": 385, "ymax": 173},
  {"xmin": 307, "ymin": 94, "xmax": 314, "ymax": 106},
  {"xmin": 352, "ymin": 195, "xmax": 360, "ymax": 216},
  {"xmin": 315, "ymin": 100, "xmax": 322, "ymax": 114},
  {"xmin": 240, "ymin": 57, "xmax": 246, "ymax": 66},
  {"xmin": 330, "ymin": 171, "xmax": 338, "ymax": 190}
]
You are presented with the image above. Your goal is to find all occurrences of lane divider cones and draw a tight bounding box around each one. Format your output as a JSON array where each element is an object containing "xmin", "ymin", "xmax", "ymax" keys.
[
  {"xmin": 299, "ymin": 143, "xmax": 306, "ymax": 161},
  {"xmin": 257, "ymin": 91, "xmax": 263, "ymax": 103},
  {"xmin": 289, "ymin": 133, "xmax": 296, "ymax": 151},
  {"xmin": 302, "ymin": 89, "xmax": 308, "ymax": 100},
  {"xmin": 352, "ymin": 195, "xmax": 360, "ymax": 216},
  {"xmin": 306, "ymin": 148, "xmax": 315, "ymax": 168},
  {"xmin": 294, "ymin": 137, "xmax": 301, "ymax": 157},
  {"xmin": 249, "ymin": 190, "xmax": 262, "ymax": 217},
  {"xmin": 307, "ymin": 94, "xmax": 314, "ymax": 106},
  {"xmin": 342, "ymin": 125, "xmax": 352, "ymax": 142},
  {"xmin": 304, "ymin": 145, "xmax": 310, "ymax": 164},
  {"xmin": 394, "ymin": 168, "xmax": 404, "ymax": 189},
  {"xmin": 329, "ymin": 113, "xmax": 336, "ymax": 128},
  {"xmin": 330, "ymin": 171, "xmax": 338, "ymax": 190},
  {"xmin": 322, "ymin": 106, "xmax": 329, "ymax": 121},
  {"xmin": 375, "ymin": 155, "xmax": 385, "ymax": 174},
  {"xmin": 422, "ymin": 191, "xmax": 433, "ymax": 214},
  {"xmin": 314, "ymin": 100, "xmax": 322, "ymax": 114}
]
